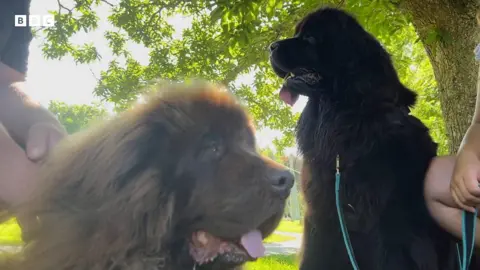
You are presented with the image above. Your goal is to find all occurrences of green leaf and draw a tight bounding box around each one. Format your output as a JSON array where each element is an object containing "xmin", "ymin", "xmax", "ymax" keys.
[
  {"xmin": 210, "ymin": 6, "xmax": 224, "ymax": 23},
  {"xmin": 48, "ymin": 101, "xmax": 109, "ymax": 134}
]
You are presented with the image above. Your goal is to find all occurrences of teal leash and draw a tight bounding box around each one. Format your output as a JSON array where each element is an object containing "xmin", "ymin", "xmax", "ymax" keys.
[
  {"xmin": 334, "ymin": 154, "xmax": 477, "ymax": 270},
  {"xmin": 335, "ymin": 155, "xmax": 360, "ymax": 270},
  {"xmin": 458, "ymin": 209, "xmax": 477, "ymax": 270}
]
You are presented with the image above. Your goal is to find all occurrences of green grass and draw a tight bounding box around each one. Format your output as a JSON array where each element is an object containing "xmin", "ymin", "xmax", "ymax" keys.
[
  {"xmin": 0, "ymin": 221, "xmax": 297, "ymax": 245},
  {"xmin": 1, "ymin": 252, "xmax": 297, "ymax": 270},
  {"xmin": 275, "ymin": 220, "xmax": 303, "ymax": 234},
  {"xmin": 0, "ymin": 220, "xmax": 299, "ymax": 270},
  {"xmin": 246, "ymin": 254, "xmax": 297, "ymax": 270},
  {"xmin": 0, "ymin": 219, "xmax": 22, "ymax": 246},
  {"xmin": 263, "ymin": 233, "xmax": 295, "ymax": 243},
  {"xmin": 0, "ymin": 219, "xmax": 302, "ymax": 246}
]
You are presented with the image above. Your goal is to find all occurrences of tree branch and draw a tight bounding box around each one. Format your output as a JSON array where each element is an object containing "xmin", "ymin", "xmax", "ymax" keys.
[
  {"xmin": 88, "ymin": 66, "xmax": 100, "ymax": 82},
  {"xmin": 32, "ymin": 26, "xmax": 47, "ymax": 36},
  {"xmin": 56, "ymin": 0, "xmax": 73, "ymax": 14},
  {"xmin": 100, "ymin": 0, "xmax": 114, "ymax": 7}
]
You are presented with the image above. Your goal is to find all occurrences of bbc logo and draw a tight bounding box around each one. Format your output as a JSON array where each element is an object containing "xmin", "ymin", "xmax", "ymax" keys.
[{"xmin": 14, "ymin": 15, "xmax": 55, "ymax": 27}]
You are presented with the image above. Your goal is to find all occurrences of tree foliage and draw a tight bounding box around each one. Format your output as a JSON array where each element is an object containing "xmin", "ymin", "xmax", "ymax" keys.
[
  {"xmin": 40, "ymin": 0, "xmax": 448, "ymax": 154},
  {"xmin": 48, "ymin": 101, "xmax": 109, "ymax": 134}
]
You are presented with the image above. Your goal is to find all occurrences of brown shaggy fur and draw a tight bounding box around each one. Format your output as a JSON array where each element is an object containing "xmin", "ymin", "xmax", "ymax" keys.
[{"xmin": 1, "ymin": 83, "xmax": 293, "ymax": 270}]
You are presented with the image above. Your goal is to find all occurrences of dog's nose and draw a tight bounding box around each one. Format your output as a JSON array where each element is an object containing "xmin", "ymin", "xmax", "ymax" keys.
[
  {"xmin": 269, "ymin": 168, "xmax": 294, "ymax": 198},
  {"xmin": 269, "ymin": 41, "xmax": 279, "ymax": 51}
]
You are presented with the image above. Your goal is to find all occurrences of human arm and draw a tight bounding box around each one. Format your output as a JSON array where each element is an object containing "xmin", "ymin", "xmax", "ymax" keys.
[
  {"xmin": 425, "ymin": 156, "xmax": 480, "ymax": 244},
  {"xmin": 0, "ymin": 123, "xmax": 39, "ymax": 207},
  {"xmin": 449, "ymin": 66, "xmax": 480, "ymax": 212},
  {"xmin": 0, "ymin": 62, "xmax": 66, "ymax": 161}
]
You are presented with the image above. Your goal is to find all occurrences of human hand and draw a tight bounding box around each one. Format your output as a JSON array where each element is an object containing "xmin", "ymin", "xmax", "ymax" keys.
[
  {"xmin": 25, "ymin": 122, "xmax": 66, "ymax": 162},
  {"xmin": 0, "ymin": 82, "xmax": 66, "ymax": 162},
  {"xmin": 0, "ymin": 122, "xmax": 65, "ymax": 207},
  {"xmin": 425, "ymin": 156, "xmax": 480, "ymax": 246},
  {"xmin": 451, "ymin": 123, "xmax": 480, "ymax": 213},
  {"xmin": 0, "ymin": 82, "xmax": 66, "ymax": 207}
]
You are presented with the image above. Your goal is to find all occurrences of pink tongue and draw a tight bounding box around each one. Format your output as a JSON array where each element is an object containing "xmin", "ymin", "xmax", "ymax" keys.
[
  {"xmin": 240, "ymin": 230, "xmax": 265, "ymax": 258},
  {"xmin": 279, "ymin": 87, "xmax": 298, "ymax": 106}
]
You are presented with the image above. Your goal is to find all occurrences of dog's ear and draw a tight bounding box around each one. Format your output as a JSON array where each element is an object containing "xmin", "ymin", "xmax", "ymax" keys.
[
  {"xmin": 46, "ymin": 114, "xmax": 169, "ymax": 193},
  {"xmin": 16, "ymin": 110, "xmax": 177, "ymax": 269}
]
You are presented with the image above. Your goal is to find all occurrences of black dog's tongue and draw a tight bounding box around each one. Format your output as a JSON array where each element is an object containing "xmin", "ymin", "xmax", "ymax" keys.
[{"xmin": 279, "ymin": 86, "xmax": 299, "ymax": 106}]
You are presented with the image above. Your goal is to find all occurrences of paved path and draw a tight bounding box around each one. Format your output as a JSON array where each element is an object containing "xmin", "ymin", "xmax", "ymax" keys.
[
  {"xmin": 265, "ymin": 231, "xmax": 302, "ymax": 255},
  {"xmin": 0, "ymin": 245, "xmax": 20, "ymax": 252}
]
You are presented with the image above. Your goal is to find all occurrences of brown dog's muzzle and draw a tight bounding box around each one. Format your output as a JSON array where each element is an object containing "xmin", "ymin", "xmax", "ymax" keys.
[{"xmin": 266, "ymin": 167, "xmax": 294, "ymax": 199}]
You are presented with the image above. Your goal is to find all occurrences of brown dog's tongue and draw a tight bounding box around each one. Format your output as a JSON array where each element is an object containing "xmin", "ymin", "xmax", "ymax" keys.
[
  {"xmin": 240, "ymin": 230, "xmax": 265, "ymax": 258},
  {"xmin": 279, "ymin": 87, "xmax": 298, "ymax": 106}
]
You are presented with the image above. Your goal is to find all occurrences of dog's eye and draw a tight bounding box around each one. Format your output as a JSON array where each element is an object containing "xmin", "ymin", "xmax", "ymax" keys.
[
  {"xmin": 207, "ymin": 141, "xmax": 221, "ymax": 154},
  {"xmin": 199, "ymin": 134, "xmax": 224, "ymax": 160}
]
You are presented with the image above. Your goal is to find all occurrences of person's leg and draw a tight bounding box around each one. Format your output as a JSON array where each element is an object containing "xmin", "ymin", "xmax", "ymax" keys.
[{"xmin": 424, "ymin": 156, "xmax": 480, "ymax": 244}]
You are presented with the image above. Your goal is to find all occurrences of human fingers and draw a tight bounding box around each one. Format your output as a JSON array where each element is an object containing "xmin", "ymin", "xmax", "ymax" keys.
[
  {"xmin": 26, "ymin": 122, "xmax": 66, "ymax": 162},
  {"xmin": 454, "ymin": 174, "xmax": 480, "ymax": 206},
  {"xmin": 463, "ymin": 166, "xmax": 480, "ymax": 197},
  {"xmin": 450, "ymin": 177, "xmax": 470, "ymax": 206},
  {"xmin": 451, "ymin": 187, "xmax": 477, "ymax": 213}
]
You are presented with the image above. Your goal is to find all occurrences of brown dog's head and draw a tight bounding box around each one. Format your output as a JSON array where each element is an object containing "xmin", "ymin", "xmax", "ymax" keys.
[{"xmin": 19, "ymin": 83, "xmax": 294, "ymax": 270}]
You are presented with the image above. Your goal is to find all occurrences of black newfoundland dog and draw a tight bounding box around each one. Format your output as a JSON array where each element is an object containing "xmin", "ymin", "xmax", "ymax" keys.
[
  {"xmin": 2, "ymin": 83, "xmax": 294, "ymax": 270},
  {"xmin": 269, "ymin": 7, "xmax": 468, "ymax": 270}
]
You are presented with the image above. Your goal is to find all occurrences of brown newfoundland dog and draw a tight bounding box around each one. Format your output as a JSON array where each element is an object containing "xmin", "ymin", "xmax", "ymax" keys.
[
  {"xmin": 2, "ymin": 83, "xmax": 294, "ymax": 270},
  {"xmin": 269, "ymin": 7, "xmax": 467, "ymax": 270}
]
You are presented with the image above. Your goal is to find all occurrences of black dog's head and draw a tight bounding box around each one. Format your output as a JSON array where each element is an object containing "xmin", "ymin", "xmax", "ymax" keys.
[{"xmin": 269, "ymin": 7, "xmax": 416, "ymax": 108}]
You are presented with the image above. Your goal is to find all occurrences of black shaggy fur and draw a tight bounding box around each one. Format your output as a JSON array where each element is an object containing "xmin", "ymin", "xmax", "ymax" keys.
[{"xmin": 269, "ymin": 7, "xmax": 472, "ymax": 270}]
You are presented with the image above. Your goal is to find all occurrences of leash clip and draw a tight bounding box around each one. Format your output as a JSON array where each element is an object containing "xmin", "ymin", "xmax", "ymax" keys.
[{"xmin": 336, "ymin": 154, "xmax": 340, "ymax": 174}]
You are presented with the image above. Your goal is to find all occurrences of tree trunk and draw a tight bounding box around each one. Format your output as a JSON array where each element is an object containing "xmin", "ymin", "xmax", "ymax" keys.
[{"xmin": 399, "ymin": 0, "xmax": 479, "ymax": 154}]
